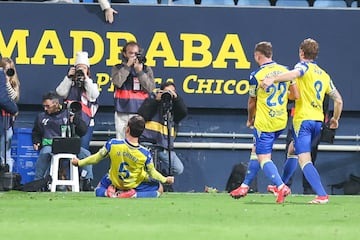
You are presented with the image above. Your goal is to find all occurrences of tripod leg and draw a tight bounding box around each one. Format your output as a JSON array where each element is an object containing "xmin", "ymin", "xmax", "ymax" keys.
[
  {"xmin": 2, "ymin": 115, "xmax": 9, "ymax": 172},
  {"xmin": 166, "ymin": 111, "xmax": 172, "ymax": 176}
]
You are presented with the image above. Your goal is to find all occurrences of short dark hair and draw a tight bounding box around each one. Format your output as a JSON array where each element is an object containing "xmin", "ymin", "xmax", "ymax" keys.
[
  {"xmin": 255, "ymin": 41, "xmax": 272, "ymax": 58},
  {"xmin": 160, "ymin": 81, "xmax": 176, "ymax": 90},
  {"xmin": 42, "ymin": 91, "xmax": 61, "ymax": 103},
  {"xmin": 128, "ymin": 115, "xmax": 145, "ymax": 138}
]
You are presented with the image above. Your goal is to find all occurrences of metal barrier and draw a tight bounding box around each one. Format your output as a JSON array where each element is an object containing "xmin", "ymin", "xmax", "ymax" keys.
[{"xmin": 91, "ymin": 131, "xmax": 360, "ymax": 152}]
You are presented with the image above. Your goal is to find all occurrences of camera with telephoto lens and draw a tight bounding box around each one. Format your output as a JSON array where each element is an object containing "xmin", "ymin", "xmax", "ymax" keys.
[
  {"xmin": 161, "ymin": 90, "xmax": 174, "ymax": 112},
  {"xmin": 6, "ymin": 68, "xmax": 15, "ymax": 77},
  {"xmin": 161, "ymin": 90, "xmax": 173, "ymax": 102},
  {"xmin": 135, "ymin": 53, "xmax": 147, "ymax": 64}
]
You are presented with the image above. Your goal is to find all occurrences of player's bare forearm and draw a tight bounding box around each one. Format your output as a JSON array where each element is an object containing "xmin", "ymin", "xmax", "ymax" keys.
[
  {"xmin": 330, "ymin": 90, "xmax": 343, "ymax": 121},
  {"xmin": 247, "ymin": 97, "xmax": 256, "ymax": 126},
  {"xmin": 275, "ymin": 69, "xmax": 300, "ymax": 82},
  {"xmin": 262, "ymin": 69, "xmax": 301, "ymax": 89}
]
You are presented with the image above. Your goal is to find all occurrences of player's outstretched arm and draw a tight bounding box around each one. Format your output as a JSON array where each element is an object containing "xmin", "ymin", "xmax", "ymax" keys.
[{"xmin": 262, "ymin": 69, "xmax": 301, "ymax": 89}]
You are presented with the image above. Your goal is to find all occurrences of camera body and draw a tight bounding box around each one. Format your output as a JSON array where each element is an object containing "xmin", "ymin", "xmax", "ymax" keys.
[
  {"xmin": 320, "ymin": 124, "xmax": 336, "ymax": 144},
  {"xmin": 74, "ymin": 68, "xmax": 85, "ymax": 88},
  {"xmin": 161, "ymin": 90, "xmax": 174, "ymax": 102},
  {"xmin": 64, "ymin": 101, "xmax": 82, "ymax": 116},
  {"xmin": 161, "ymin": 90, "xmax": 174, "ymax": 112},
  {"xmin": 135, "ymin": 53, "xmax": 147, "ymax": 64},
  {"xmin": 68, "ymin": 67, "xmax": 85, "ymax": 88}
]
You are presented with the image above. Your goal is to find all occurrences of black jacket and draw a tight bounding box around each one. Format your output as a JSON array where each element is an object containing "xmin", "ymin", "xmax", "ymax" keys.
[
  {"xmin": 32, "ymin": 108, "xmax": 87, "ymax": 147},
  {"xmin": 138, "ymin": 93, "xmax": 188, "ymax": 125}
]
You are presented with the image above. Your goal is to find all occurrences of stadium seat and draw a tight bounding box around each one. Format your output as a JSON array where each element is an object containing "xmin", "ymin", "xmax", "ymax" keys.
[
  {"xmin": 237, "ymin": 0, "xmax": 271, "ymax": 6},
  {"xmin": 171, "ymin": 0, "xmax": 195, "ymax": 4},
  {"xmin": 313, "ymin": 0, "xmax": 347, "ymax": 7},
  {"xmin": 200, "ymin": 0, "xmax": 235, "ymax": 5},
  {"xmin": 351, "ymin": 0, "xmax": 359, "ymax": 7},
  {"xmin": 276, "ymin": 0, "xmax": 309, "ymax": 6},
  {"xmin": 129, "ymin": 0, "xmax": 159, "ymax": 4}
]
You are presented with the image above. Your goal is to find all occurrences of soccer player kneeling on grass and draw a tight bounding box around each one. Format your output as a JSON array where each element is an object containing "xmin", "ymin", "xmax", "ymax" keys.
[{"xmin": 71, "ymin": 115, "xmax": 174, "ymax": 198}]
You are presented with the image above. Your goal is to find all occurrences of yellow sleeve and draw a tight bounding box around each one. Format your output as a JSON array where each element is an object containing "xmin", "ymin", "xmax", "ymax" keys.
[
  {"xmin": 146, "ymin": 162, "xmax": 167, "ymax": 183},
  {"xmin": 78, "ymin": 146, "xmax": 108, "ymax": 167}
]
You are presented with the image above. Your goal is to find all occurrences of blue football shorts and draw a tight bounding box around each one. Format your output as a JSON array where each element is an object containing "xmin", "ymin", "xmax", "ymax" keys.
[
  {"xmin": 253, "ymin": 128, "xmax": 284, "ymax": 155},
  {"xmin": 292, "ymin": 120, "xmax": 322, "ymax": 155}
]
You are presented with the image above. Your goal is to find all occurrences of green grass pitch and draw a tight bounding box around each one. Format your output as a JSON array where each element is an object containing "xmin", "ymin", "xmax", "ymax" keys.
[{"xmin": 1, "ymin": 191, "xmax": 360, "ymax": 239}]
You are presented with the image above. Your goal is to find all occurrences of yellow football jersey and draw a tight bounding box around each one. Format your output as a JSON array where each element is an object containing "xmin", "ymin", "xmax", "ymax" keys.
[
  {"xmin": 249, "ymin": 62, "xmax": 291, "ymax": 132},
  {"xmin": 79, "ymin": 139, "xmax": 167, "ymax": 190},
  {"xmin": 292, "ymin": 61, "xmax": 336, "ymax": 131}
]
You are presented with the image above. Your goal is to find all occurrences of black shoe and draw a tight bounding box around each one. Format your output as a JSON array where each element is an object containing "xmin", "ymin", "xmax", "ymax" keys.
[
  {"xmin": 0, "ymin": 164, "xmax": 9, "ymax": 173},
  {"xmin": 163, "ymin": 183, "xmax": 174, "ymax": 192}
]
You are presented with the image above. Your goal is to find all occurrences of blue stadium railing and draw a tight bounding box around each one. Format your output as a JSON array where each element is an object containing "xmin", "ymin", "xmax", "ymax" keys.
[
  {"xmin": 127, "ymin": 0, "xmax": 359, "ymax": 7},
  {"xmin": 8, "ymin": 0, "xmax": 359, "ymax": 7}
]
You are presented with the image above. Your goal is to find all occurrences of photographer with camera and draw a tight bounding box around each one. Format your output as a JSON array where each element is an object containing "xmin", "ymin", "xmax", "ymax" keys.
[
  {"xmin": 56, "ymin": 51, "xmax": 99, "ymax": 151},
  {"xmin": 0, "ymin": 57, "xmax": 20, "ymax": 173},
  {"xmin": 0, "ymin": 58, "xmax": 19, "ymax": 173},
  {"xmin": 138, "ymin": 82, "xmax": 188, "ymax": 183},
  {"xmin": 111, "ymin": 41, "xmax": 155, "ymax": 139},
  {"xmin": 32, "ymin": 91, "xmax": 94, "ymax": 190},
  {"xmin": 56, "ymin": 52, "xmax": 98, "ymax": 190}
]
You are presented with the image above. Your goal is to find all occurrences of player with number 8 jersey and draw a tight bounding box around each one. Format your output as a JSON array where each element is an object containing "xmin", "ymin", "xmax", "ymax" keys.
[
  {"xmin": 291, "ymin": 61, "xmax": 335, "ymax": 134},
  {"xmin": 260, "ymin": 38, "xmax": 343, "ymax": 204}
]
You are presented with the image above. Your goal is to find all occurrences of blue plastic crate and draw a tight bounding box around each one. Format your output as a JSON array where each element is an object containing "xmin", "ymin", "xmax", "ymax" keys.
[{"xmin": 11, "ymin": 128, "xmax": 39, "ymax": 184}]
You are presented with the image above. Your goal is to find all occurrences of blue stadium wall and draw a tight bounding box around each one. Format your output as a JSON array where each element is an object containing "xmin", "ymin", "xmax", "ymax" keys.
[{"xmin": 1, "ymin": 3, "xmax": 359, "ymax": 193}]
